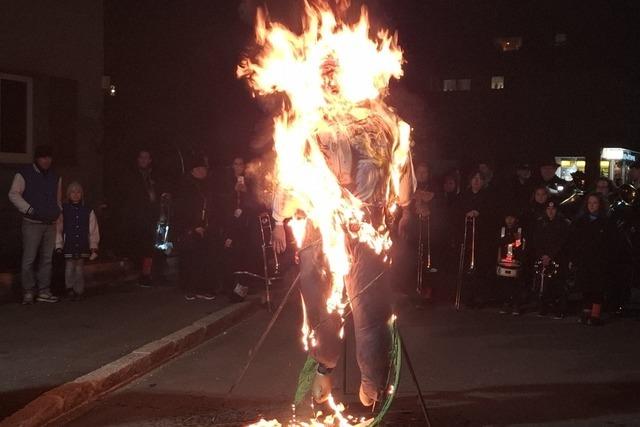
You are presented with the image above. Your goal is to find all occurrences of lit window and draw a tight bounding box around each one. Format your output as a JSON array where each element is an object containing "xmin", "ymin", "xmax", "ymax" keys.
[
  {"xmin": 495, "ymin": 37, "xmax": 522, "ymax": 52},
  {"xmin": 0, "ymin": 73, "xmax": 33, "ymax": 163},
  {"xmin": 491, "ymin": 76, "xmax": 504, "ymax": 90},
  {"xmin": 457, "ymin": 79, "xmax": 471, "ymax": 91},
  {"xmin": 443, "ymin": 79, "xmax": 457, "ymax": 91},
  {"xmin": 554, "ymin": 33, "xmax": 567, "ymax": 46}
]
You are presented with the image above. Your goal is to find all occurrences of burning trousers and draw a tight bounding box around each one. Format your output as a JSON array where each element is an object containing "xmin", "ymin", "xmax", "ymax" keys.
[{"xmin": 299, "ymin": 240, "xmax": 392, "ymax": 400}]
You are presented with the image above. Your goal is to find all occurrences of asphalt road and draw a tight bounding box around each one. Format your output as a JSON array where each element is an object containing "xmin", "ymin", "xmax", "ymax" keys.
[
  {"xmin": 0, "ymin": 282, "xmax": 227, "ymax": 419},
  {"xmin": 55, "ymin": 290, "xmax": 640, "ymax": 427}
]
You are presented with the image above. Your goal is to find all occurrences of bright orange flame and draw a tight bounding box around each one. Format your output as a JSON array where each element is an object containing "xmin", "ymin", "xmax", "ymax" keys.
[
  {"xmin": 240, "ymin": 1, "xmax": 412, "ymax": 425},
  {"xmin": 238, "ymin": 0, "xmax": 411, "ymax": 317}
]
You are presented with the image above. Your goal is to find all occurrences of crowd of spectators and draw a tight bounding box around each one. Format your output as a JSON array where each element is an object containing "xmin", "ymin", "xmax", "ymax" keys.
[
  {"xmin": 8, "ymin": 146, "xmax": 640, "ymax": 327},
  {"xmin": 405, "ymin": 158, "xmax": 640, "ymax": 326}
]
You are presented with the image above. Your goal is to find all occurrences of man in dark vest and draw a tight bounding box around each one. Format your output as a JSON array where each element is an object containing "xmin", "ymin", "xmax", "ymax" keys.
[{"xmin": 8, "ymin": 145, "xmax": 62, "ymax": 304}]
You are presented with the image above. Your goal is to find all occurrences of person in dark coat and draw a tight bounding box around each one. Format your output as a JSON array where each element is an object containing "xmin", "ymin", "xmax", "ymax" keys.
[
  {"xmin": 532, "ymin": 200, "xmax": 571, "ymax": 318},
  {"xmin": 122, "ymin": 149, "xmax": 166, "ymax": 286},
  {"xmin": 435, "ymin": 173, "xmax": 461, "ymax": 274},
  {"xmin": 219, "ymin": 156, "xmax": 261, "ymax": 301},
  {"xmin": 534, "ymin": 158, "xmax": 573, "ymax": 204},
  {"xmin": 504, "ymin": 163, "xmax": 534, "ymax": 215},
  {"xmin": 175, "ymin": 156, "xmax": 218, "ymax": 300},
  {"xmin": 570, "ymin": 193, "xmax": 611, "ymax": 326},
  {"xmin": 457, "ymin": 170, "xmax": 496, "ymax": 307},
  {"xmin": 496, "ymin": 209, "xmax": 526, "ymax": 315}
]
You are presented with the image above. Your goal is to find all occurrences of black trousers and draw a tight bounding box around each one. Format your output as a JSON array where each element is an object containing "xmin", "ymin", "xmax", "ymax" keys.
[
  {"xmin": 179, "ymin": 236, "xmax": 217, "ymax": 294},
  {"xmin": 498, "ymin": 276, "xmax": 524, "ymax": 307}
]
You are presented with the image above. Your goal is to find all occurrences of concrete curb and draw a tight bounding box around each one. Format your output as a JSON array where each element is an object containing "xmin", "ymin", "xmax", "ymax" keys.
[{"xmin": 0, "ymin": 298, "xmax": 259, "ymax": 427}]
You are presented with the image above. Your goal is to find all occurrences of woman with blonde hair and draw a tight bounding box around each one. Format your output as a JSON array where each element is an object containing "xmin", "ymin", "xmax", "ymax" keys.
[{"xmin": 56, "ymin": 182, "xmax": 99, "ymax": 300}]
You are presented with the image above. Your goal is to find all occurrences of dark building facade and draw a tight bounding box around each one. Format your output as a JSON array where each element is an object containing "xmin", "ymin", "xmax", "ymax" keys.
[
  {"xmin": 0, "ymin": 0, "xmax": 104, "ymax": 268},
  {"xmin": 394, "ymin": 0, "xmax": 639, "ymax": 180}
]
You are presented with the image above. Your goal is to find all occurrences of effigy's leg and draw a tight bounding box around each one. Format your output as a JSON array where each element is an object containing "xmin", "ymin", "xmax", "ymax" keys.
[
  {"xmin": 346, "ymin": 242, "xmax": 392, "ymax": 403},
  {"xmin": 299, "ymin": 242, "xmax": 342, "ymax": 370}
]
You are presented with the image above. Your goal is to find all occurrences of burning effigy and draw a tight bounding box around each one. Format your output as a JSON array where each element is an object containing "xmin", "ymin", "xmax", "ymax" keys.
[{"xmin": 237, "ymin": 0, "xmax": 415, "ymax": 425}]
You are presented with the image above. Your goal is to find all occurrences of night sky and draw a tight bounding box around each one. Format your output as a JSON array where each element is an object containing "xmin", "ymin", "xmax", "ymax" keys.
[{"xmin": 103, "ymin": 0, "xmax": 640, "ymax": 185}]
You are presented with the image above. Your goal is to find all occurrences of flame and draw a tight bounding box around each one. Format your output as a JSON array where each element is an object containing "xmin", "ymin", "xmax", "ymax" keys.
[
  {"xmin": 238, "ymin": 0, "xmax": 409, "ymax": 316},
  {"xmin": 240, "ymin": 1, "xmax": 410, "ymax": 425}
]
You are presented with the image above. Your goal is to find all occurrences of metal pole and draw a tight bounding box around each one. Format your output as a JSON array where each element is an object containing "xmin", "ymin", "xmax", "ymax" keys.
[
  {"xmin": 342, "ymin": 325, "xmax": 348, "ymax": 394},
  {"xmin": 416, "ymin": 214, "xmax": 424, "ymax": 296},
  {"xmin": 398, "ymin": 328, "xmax": 433, "ymax": 427},
  {"xmin": 455, "ymin": 218, "xmax": 469, "ymax": 311},
  {"xmin": 227, "ymin": 273, "xmax": 301, "ymax": 395}
]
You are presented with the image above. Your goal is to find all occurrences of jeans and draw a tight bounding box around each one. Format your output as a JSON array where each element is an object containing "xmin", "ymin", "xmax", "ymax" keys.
[
  {"xmin": 299, "ymin": 240, "xmax": 391, "ymax": 400},
  {"xmin": 65, "ymin": 259, "xmax": 86, "ymax": 294},
  {"xmin": 21, "ymin": 220, "xmax": 56, "ymax": 295}
]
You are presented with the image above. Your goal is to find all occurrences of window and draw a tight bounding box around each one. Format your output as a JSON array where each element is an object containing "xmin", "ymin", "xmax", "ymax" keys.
[
  {"xmin": 0, "ymin": 73, "xmax": 33, "ymax": 163},
  {"xmin": 443, "ymin": 79, "xmax": 457, "ymax": 92},
  {"xmin": 491, "ymin": 76, "xmax": 505, "ymax": 90},
  {"xmin": 554, "ymin": 33, "xmax": 567, "ymax": 46},
  {"xmin": 457, "ymin": 79, "xmax": 471, "ymax": 91},
  {"xmin": 495, "ymin": 37, "xmax": 522, "ymax": 52},
  {"xmin": 443, "ymin": 79, "xmax": 471, "ymax": 92}
]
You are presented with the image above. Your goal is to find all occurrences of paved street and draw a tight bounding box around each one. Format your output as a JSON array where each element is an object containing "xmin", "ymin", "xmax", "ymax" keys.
[
  {"xmin": 55, "ymin": 286, "xmax": 640, "ymax": 427},
  {"xmin": 0, "ymin": 282, "xmax": 228, "ymax": 419}
]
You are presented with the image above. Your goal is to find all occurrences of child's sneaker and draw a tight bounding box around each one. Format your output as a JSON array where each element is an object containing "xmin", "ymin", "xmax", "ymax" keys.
[
  {"xmin": 36, "ymin": 293, "xmax": 59, "ymax": 303},
  {"xmin": 196, "ymin": 293, "xmax": 216, "ymax": 301},
  {"xmin": 22, "ymin": 293, "xmax": 34, "ymax": 305}
]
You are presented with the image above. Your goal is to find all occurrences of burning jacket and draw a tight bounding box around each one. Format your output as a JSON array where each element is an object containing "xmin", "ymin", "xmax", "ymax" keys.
[{"xmin": 272, "ymin": 109, "xmax": 415, "ymax": 223}]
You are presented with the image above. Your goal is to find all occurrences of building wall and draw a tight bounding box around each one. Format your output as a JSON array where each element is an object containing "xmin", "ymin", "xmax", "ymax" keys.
[{"xmin": 0, "ymin": 0, "xmax": 104, "ymax": 269}]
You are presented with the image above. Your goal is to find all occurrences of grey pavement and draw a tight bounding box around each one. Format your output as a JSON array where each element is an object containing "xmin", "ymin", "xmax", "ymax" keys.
[
  {"xmin": 54, "ymin": 290, "xmax": 640, "ymax": 427},
  {"xmin": 0, "ymin": 282, "xmax": 230, "ymax": 419}
]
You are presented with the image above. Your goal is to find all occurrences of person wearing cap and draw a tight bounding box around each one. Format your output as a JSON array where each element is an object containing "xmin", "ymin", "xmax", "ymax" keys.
[
  {"xmin": 532, "ymin": 199, "xmax": 571, "ymax": 318},
  {"xmin": 570, "ymin": 192, "xmax": 612, "ymax": 326},
  {"xmin": 8, "ymin": 145, "xmax": 62, "ymax": 304},
  {"xmin": 174, "ymin": 153, "xmax": 218, "ymax": 301},
  {"xmin": 536, "ymin": 158, "xmax": 572, "ymax": 202}
]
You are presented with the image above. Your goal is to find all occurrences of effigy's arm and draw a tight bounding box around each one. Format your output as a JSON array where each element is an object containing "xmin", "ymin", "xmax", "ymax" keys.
[
  {"xmin": 397, "ymin": 150, "xmax": 417, "ymax": 208},
  {"xmin": 272, "ymin": 182, "xmax": 299, "ymax": 224}
]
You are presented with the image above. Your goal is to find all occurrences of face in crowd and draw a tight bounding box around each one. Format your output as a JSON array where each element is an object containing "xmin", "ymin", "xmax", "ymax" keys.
[
  {"xmin": 69, "ymin": 187, "xmax": 83, "ymax": 203},
  {"xmin": 534, "ymin": 187, "xmax": 549, "ymax": 205},
  {"xmin": 586, "ymin": 195, "xmax": 601, "ymax": 215},
  {"xmin": 540, "ymin": 165, "xmax": 558, "ymax": 182},
  {"xmin": 35, "ymin": 156, "xmax": 53, "ymax": 171},
  {"xmin": 545, "ymin": 203, "xmax": 557, "ymax": 220},
  {"xmin": 191, "ymin": 166, "xmax": 208, "ymax": 180},
  {"xmin": 232, "ymin": 157, "xmax": 245, "ymax": 177},
  {"xmin": 470, "ymin": 172, "xmax": 485, "ymax": 192},
  {"xmin": 137, "ymin": 150, "xmax": 152, "ymax": 170},
  {"xmin": 443, "ymin": 176, "xmax": 457, "ymax": 193},
  {"xmin": 595, "ymin": 179, "xmax": 610, "ymax": 196},
  {"xmin": 416, "ymin": 164, "xmax": 429, "ymax": 185},
  {"xmin": 478, "ymin": 163, "xmax": 493, "ymax": 182},
  {"xmin": 516, "ymin": 167, "xmax": 531, "ymax": 180},
  {"xmin": 630, "ymin": 166, "xmax": 640, "ymax": 182},
  {"xmin": 505, "ymin": 215, "xmax": 517, "ymax": 228}
]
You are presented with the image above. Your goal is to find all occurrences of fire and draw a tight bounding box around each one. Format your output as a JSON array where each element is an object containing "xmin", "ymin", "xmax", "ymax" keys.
[
  {"xmin": 239, "ymin": 0, "xmax": 410, "ymax": 425},
  {"xmin": 238, "ymin": 0, "xmax": 409, "ymax": 315}
]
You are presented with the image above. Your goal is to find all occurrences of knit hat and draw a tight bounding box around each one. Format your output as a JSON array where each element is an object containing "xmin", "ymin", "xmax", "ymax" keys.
[{"xmin": 183, "ymin": 149, "xmax": 208, "ymax": 172}]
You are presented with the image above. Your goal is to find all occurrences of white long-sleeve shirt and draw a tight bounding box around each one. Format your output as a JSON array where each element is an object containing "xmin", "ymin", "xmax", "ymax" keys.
[{"xmin": 7, "ymin": 165, "xmax": 62, "ymax": 222}]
